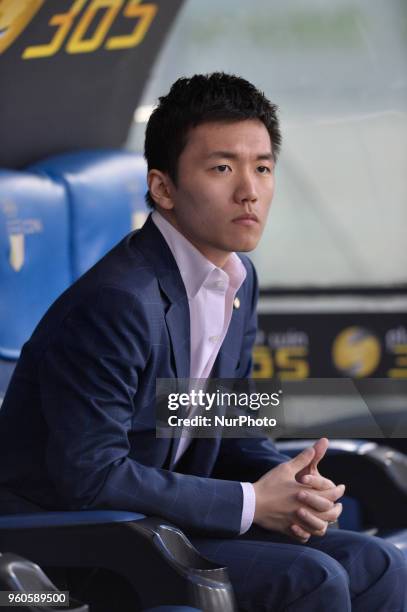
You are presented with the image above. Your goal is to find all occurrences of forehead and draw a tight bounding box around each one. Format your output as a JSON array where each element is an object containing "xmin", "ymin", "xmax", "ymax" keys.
[{"xmin": 182, "ymin": 119, "xmax": 273, "ymax": 158}]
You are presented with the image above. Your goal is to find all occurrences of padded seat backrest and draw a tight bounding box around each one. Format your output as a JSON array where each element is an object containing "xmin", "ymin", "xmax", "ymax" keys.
[
  {"xmin": 0, "ymin": 170, "xmax": 71, "ymax": 361},
  {"xmin": 31, "ymin": 151, "xmax": 148, "ymax": 279},
  {"xmin": 1, "ymin": 151, "xmax": 149, "ymax": 399}
]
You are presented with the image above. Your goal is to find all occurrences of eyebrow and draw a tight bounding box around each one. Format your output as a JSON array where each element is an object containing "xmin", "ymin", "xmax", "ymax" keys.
[{"xmin": 206, "ymin": 151, "xmax": 274, "ymax": 161}]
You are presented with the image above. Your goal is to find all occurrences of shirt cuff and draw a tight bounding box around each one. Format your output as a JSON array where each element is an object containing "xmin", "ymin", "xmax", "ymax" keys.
[{"xmin": 239, "ymin": 482, "xmax": 256, "ymax": 534}]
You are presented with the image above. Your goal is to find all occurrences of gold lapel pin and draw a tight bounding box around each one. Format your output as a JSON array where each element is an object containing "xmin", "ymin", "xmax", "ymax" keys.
[{"xmin": 233, "ymin": 297, "xmax": 240, "ymax": 309}]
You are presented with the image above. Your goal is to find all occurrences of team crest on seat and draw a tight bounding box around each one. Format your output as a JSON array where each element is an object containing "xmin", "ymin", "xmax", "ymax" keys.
[{"xmin": 8, "ymin": 233, "xmax": 24, "ymax": 272}]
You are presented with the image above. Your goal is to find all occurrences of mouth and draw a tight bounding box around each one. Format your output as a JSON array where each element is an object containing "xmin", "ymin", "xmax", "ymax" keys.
[{"xmin": 232, "ymin": 213, "xmax": 259, "ymax": 226}]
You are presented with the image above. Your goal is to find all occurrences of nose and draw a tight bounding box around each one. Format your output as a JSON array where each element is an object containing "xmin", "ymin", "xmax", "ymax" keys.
[{"xmin": 234, "ymin": 171, "xmax": 258, "ymax": 205}]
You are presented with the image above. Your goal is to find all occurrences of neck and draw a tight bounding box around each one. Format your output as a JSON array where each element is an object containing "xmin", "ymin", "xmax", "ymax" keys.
[{"xmin": 155, "ymin": 209, "xmax": 232, "ymax": 268}]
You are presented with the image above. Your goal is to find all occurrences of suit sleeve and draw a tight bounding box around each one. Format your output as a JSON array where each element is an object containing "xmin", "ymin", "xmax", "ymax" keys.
[
  {"xmin": 214, "ymin": 260, "xmax": 291, "ymax": 483},
  {"xmin": 39, "ymin": 285, "xmax": 243, "ymax": 536}
]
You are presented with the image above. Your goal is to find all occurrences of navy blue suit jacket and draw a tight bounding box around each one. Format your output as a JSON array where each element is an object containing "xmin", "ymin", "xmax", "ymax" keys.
[{"xmin": 0, "ymin": 216, "xmax": 288, "ymax": 535}]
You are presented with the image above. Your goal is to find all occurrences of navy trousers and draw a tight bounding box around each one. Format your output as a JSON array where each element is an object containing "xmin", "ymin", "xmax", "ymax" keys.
[{"xmin": 191, "ymin": 527, "xmax": 407, "ymax": 611}]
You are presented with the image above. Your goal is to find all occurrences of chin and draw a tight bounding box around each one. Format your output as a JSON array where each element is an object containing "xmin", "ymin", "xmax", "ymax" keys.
[
  {"xmin": 233, "ymin": 237, "xmax": 259, "ymax": 253},
  {"xmin": 237, "ymin": 246, "xmax": 256, "ymax": 254}
]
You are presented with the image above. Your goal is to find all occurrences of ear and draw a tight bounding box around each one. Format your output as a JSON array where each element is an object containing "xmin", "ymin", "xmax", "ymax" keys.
[{"xmin": 147, "ymin": 170, "xmax": 174, "ymax": 210}]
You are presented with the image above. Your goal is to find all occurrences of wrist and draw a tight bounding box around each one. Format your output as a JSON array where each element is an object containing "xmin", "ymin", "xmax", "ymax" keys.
[{"xmin": 252, "ymin": 481, "xmax": 264, "ymax": 524}]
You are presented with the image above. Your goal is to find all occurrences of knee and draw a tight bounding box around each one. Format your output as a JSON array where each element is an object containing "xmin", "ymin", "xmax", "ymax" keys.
[
  {"xmin": 362, "ymin": 536, "xmax": 407, "ymax": 579},
  {"xmin": 285, "ymin": 548, "xmax": 350, "ymax": 607},
  {"xmin": 382, "ymin": 539, "xmax": 406, "ymax": 568},
  {"xmin": 374, "ymin": 537, "xmax": 407, "ymax": 584},
  {"xmin": 344, "ymin": 536, "xmax": 407, "ymax": 611},
  {"xmin": 301, "ymin": 548, "xmax": 349, "ymax": 589}
]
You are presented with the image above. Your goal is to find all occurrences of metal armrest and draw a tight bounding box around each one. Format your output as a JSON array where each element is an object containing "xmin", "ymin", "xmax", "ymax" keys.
[
  {"xmin": 0, "ymin": 512, "xmax": 236, "ymax": 611},
  {"xmin": 276, "ymin": 440, "xmax": 407, "ymax": 528},
  {"xmin": 0, "ymin": 552, "xmax": 88, "ymax": 611}
]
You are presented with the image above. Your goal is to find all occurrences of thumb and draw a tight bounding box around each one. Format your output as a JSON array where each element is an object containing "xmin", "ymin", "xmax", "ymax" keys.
[
  {"xmin": 311, "ymin": 437, "xmax": 329, "ymax": 468},
  {"xmin": 289, "ymin": 446, "xmax": 315, "ymax": 472}
]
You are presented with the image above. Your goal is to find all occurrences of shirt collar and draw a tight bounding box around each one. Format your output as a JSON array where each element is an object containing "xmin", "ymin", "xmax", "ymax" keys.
[{"xmin": 151, "ymin": 210, "xmax": 246, "ymax": 298}]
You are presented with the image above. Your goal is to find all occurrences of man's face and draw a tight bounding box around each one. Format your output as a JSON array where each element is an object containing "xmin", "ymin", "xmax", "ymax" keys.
[{"xmin": 162, "ymin": 119, "xmax": 275, "ymax": 267}]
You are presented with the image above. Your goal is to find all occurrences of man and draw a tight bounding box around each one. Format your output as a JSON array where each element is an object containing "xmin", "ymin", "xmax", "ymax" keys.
[{"xmin": 0, "ymin": 73, "xmax": 405, "ymax": 610}]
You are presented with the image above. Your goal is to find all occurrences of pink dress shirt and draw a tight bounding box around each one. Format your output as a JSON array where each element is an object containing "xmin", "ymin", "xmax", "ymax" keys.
[{"xmin": 151, "ymin": 211, "xmax": 256, "ymax": 534}]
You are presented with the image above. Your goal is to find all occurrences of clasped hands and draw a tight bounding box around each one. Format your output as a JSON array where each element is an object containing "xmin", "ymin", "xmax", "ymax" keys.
[{"xmin": 253, "ymin": 438, "xmax": 345, "ymax": 543}]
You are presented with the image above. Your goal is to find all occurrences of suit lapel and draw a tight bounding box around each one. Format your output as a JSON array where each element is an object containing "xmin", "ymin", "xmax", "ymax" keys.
[
  {"xmin": 164, "ymin": 301, "xmax": 190, "ymax": 379},
  {"xmin": 132, "ymin": 215, "xmax": 191, "ymax": 379},
  {"xmin": 159, "ymin": 277, "xmax": 190, "ymax": 470},
  {"xmin": 132, "ymin": 216, "xmax": 191, "ymax": 466}
]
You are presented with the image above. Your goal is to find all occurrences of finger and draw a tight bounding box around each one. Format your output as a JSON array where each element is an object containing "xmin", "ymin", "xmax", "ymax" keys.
[
  {"xmin": 311, "ymin": 438, "xmax": 329, "ymax": 469},
  {"xmin": 317, "ymin": 484, "xmax": 346, "ymax": 502},
  {"xmin": 289, "ymin": 446, "xmax": 315, "ymax": 472},
  {"xmin": 301, "ymin": 474, "xmax": 336, "ymax": 490},
  {"xmin": 296, "ymin": 507, "xmax": 328, "ymax": 535},
  {"xmin": 318, "ymin": 503, "xmax": 343, "ymax": 524},
  {"xmin": 297, "ymin": 490, "xmax": 334, "ymax": 512},
  {"xmin": 290, "ymin": 524, "xmax": 311, "ymax": 543}
]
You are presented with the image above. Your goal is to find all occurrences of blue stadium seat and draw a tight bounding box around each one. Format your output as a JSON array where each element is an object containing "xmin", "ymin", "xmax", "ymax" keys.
[
  {"xmin": 0, "ymin": 151, "xmax": 148, "ymax": 397},
  {"xmin": 0, "ymin": 511, "xmax": 234, "ymax": 610},
  {"xmin": 0, "ymin": 168, "xmax": 72, "ymax": 397},
  {"xmin": 0, "ymin": 168, "xmax": 71, "ymax": 360},
  {"xmin": 30, "ymin": 151, "xmax": 148, "ymax": 279}
]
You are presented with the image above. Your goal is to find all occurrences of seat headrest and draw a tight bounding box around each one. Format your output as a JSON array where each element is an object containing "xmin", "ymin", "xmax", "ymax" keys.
[{"xmin": 31, "ymin": 150, "xmax": 148, "ymax": 278}]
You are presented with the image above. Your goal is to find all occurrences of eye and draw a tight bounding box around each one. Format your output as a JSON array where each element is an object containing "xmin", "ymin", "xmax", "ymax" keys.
[
  {"xmin": 257, "ymin": 165, "xmax": 272, "ymax": 174},
  {"xmin": 213, "ymin": 164, "xmax": 231, "ymax": 173}
]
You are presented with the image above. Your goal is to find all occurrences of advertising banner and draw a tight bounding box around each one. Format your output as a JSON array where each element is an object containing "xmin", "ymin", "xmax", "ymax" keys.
[
  {"xmin": 0, "ymin": 0, "xmax": 184, "ymax": 167},
  {"xmin": 255, "ymin": 311, "xmax": 407, "ymax": 380}
]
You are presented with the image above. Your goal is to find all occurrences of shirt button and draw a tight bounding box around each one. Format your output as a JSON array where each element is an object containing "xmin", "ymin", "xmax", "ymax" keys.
[{"xmin": 209, "ymin": 335, "xmax": 220, "ymax": 343}]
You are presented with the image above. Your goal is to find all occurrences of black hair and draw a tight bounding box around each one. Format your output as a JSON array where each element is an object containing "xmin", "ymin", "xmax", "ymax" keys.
[{"xmin": 144, "ymin": 72, "xmax": 281, "ymax": 208}]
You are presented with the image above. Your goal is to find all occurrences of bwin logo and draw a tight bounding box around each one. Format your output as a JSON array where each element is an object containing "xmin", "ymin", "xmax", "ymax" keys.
[{"xmin": 0, "ymin": 0, "xmax": 44, "ymax": 55}]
